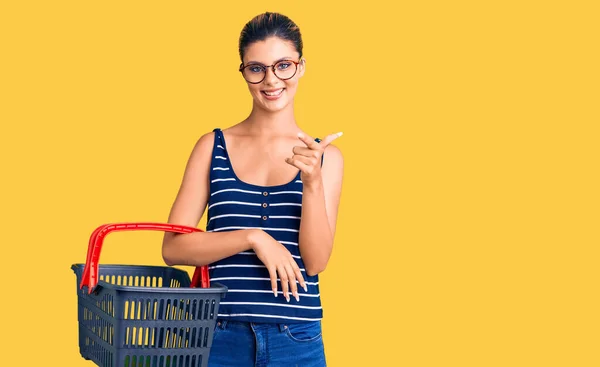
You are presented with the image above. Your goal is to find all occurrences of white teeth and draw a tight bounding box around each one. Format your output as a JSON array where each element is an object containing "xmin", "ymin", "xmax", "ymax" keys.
[{"xmin": 263, "ymin": 89, "xmax": 283, "ymax": 96}]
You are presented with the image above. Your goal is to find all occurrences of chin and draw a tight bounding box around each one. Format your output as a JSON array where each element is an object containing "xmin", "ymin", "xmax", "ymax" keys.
[{"xmin": 265, "ymin": 101, "xmax": 289, "ymax": 112}]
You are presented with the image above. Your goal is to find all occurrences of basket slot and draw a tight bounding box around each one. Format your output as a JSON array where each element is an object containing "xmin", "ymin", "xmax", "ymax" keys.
[
  {"xmin": 81, "ymin": 329, "xmax": 114, "ymax": 366},
  {"xmin": 122, "ymin": 326, "xmax": 209, "ymax": 350},
  {"xmin": 82, "ymin": 306, "xmax": 115, "ymax": 346},
  {"xmin": 80, "ymin": 297, "xmax": 116, "ymax": 345},
  {"xmin": 125, "ymin": 298, "xmax": 203, "ymax": 321},
  {"xmin": 110, "ymin": 275, "xmax": 165, "ymax": 288},
  {"xmin": 123, "ymin": 354, "xmax": 203, "ymax": 367},
  {"xmin": 199, "ymin": 327, "xmax": 210, "ymax": 349}
]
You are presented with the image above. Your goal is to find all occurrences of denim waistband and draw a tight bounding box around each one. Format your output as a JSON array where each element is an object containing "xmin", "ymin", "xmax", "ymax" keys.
[{"xmin": 217, "ymin": 319, "xmax": 318, "ymax": 332}]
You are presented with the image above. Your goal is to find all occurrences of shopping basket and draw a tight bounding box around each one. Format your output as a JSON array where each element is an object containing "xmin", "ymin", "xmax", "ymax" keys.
[{"xmin": 72, "ymin": 222, "xmax": 227, "ymax": 367}]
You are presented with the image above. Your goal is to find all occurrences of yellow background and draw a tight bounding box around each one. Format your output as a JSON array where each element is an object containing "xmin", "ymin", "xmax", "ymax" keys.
[{"xmin": 1, "ymin": 1, "xmax": 598, "ymax": 366}]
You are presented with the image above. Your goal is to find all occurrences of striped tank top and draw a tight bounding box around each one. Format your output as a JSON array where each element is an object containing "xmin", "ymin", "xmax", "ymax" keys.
[{"xmin": 206, "ymin": 128, "xmax": 323, "ymax": 323}]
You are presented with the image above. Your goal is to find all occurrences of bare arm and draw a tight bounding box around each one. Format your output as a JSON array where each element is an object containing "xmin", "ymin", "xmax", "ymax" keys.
[
  {"xmin": 161, "ymin": 131, "xmax": 258, "ymax": 266},
  {"xmin": 286, "ymin": 134, "xmax": 344, "ymax": 276}
]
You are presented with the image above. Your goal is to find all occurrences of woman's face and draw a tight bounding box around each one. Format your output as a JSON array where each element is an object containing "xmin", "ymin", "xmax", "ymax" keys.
[{"xmin": 241, "ymin": 36, "xmax": 305, "ymax": 113}]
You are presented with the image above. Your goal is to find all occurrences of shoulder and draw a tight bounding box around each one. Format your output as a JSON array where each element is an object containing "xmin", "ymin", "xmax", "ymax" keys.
[
  {"xmin": 321, "ymin": 144, "xmax": 344, "ymax": 195},
  {"xmin": 322, "ymin": 143, "xmax": 344, "ymax": 175},
  {"xmin": 323, "ymin": 144, "xmax": 343, "ymax": 164},
  {"xmin": 188, "ymin": 130, "xmax": 217, "ymax": 163}
]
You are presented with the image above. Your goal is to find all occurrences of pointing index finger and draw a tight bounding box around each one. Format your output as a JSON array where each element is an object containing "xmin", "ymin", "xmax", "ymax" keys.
[{"xmin": 320, "ymin": 132, "xmax": 343, "ymax": 148}]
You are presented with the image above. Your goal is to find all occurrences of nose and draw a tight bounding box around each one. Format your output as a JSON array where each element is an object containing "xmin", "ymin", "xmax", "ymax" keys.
[{"xmin": 263, "ymin": 67, "xmax": 279, "ymax": 85}]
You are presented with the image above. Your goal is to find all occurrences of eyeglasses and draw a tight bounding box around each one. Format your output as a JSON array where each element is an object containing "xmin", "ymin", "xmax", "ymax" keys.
[{"xmin": 239, "ymin": 59, "xmax": 302, "ymax": 84}]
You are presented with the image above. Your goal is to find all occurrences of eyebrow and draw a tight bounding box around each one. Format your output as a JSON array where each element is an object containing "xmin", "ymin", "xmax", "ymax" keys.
[{"xmin": 245, "ymin": 57, "xmax": 294, "ymax": 66}]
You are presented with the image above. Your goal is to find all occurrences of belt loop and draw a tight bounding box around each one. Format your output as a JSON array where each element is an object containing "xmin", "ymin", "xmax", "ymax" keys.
[{"xmin": 278, "ymin": 323, "xmax": 288, "ymax": 332}]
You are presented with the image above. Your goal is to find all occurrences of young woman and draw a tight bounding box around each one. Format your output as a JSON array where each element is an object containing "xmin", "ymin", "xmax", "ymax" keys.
[{"xmin": 162, "ymin": 12, "xmax": 344, "ymax": 367}]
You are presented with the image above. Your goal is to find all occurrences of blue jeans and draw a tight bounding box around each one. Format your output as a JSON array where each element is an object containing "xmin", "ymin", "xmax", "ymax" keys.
[{"xmin": 207, "ymin": 319, "xmax": 327, "ymax": 367}]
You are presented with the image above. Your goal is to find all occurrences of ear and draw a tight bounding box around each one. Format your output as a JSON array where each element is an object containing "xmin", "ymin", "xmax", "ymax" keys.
[{"xmin": 298, "ymin": 58, "xmax": 306, "ymax": 78}]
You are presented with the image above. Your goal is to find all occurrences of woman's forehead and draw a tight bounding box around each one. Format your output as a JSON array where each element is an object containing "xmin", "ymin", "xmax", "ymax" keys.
[{"xmin": 243, "ymin": 37, "xmax": 299, "ymax": 64}]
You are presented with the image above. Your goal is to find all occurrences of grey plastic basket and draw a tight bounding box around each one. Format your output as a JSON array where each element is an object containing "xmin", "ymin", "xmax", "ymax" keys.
[{"xmin": 72, "ymin": 223, "xmax": 227, "ymax": 367}]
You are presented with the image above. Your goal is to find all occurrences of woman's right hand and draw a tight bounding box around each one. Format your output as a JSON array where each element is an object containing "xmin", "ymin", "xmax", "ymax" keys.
[{"xmin": 249, "ymin": 229, "xmax": 307, "ymax": 302}]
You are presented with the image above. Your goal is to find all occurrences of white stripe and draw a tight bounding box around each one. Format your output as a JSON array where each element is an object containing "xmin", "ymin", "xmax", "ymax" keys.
[
  {"xmin": 211, "ymin": 277, "xmax": 270, "ymax": 281},
  {"xmin": 208, "ymin": 214, "xmax": 261, "ymax": 223},
  {"xmin": 209, "ymin": 265, "xmax": 265, "ymax": 269},
  {"xmin": 269, "ymin": 203, "xmax": 302, "ymax": 207},
  {"xmin": 295, "ymin": 180, "xmax": 302, "ymax": 183},
  {"xmin": 209, "ymin": 264, "xmax": 305, "ymax": 272},
  {"xmin": 208, "ymin": 201, "xmax": 261, "ymax": 210},
  {"xmin": 212, "ymin": 226, "xmax": 298, "ymax": 233},
  {"xmin": 260, "ymin": 227, "xmax": 299, "ymax": 233},
  {"xmin": 238, "ymin": 251, "xmax": 301, "ymax": 259},
  {"xmin": 217, "ymin": 145, "xmax": 224, "ymax": 149},
  {"xmin": 215, "ymin": 156, "xmax": 227, "ymax": 160},
  {"xmin": 212, "ymin": 167, "xmax": 230, "ymax": 171},
  {"xmin": 220, "ymin": 302, "xmax": 322, "ymax": 310},
  {"xmin": 211, "ymin": 178, "xmax": 236, "ymax": 183},
  {"xmin": 280, "ymin": 241, "xmax": 298, "ymax": 246},
  {"xmin": 211, "ymin": 188, "xmax": 262, "ymax": 196},
  {"xmin": 269, "ymin": 191, "xmax": 303, "ymax": 195},
  {"xmin": 269, "ymin": 216, "xmax": 301, "ymax": 219},
  {"xmin": 210, "ymin": 277, "xmax": 318, "ymax": 285},
  {"xmin": 225, "ymin": 289, "xmax": 320, "ymax": 297},
  {"xmin": 217, "ymin": 313, "xmax": 322, "ymax": 321}
]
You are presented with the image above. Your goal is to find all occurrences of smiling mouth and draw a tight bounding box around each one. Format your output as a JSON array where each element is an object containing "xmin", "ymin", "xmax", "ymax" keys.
[{"xmin": 262, "ymin": 88, "xmax": 285, "ymax": 96}]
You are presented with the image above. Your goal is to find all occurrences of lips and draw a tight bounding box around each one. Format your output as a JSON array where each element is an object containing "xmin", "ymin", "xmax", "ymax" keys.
[
  {"xmin": 262, "ymin": 88, "xmax": 284, "ymax": 96},
  {"xmin": 260, "ymin": 88, "xmax": 285, "ymax": 101}
]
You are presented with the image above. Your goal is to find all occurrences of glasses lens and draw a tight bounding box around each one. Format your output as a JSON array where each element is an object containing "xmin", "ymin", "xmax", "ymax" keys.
[
  {"xmin": 274, "ymin": 61, "xmax": 297, "ymax": 80},
  {"xmin": 242, "ymin": 65, "xmax": 266, "ymax": 83}
]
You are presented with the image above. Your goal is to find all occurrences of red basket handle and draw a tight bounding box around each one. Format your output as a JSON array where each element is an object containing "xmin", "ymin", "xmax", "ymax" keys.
[{"xmin": 79, "ymin": 222, "xmax": 210, "ymax": 293}]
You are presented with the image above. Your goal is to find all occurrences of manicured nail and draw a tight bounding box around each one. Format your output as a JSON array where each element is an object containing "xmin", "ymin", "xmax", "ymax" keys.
[
  {"xmin": 303, "ymin": 284, "xmax": 308, "ymax": 292},
  {"xmin": 273, "ymin": 289, "xmax": 277, "ymax": 297},
  {"xmin": 295, "ymin": 294, "xmax": 300, "ymax": 302},
  {"xmin": 297, "ymin": 132, "xmax": 304, "ymax": 138},
  {"xmin": 286, "ymin": 295, "xmax": 290, "ymax": 302},
  {"xmin": 337, "ymin": 132, "xmax": 343, "ymax": 137}
]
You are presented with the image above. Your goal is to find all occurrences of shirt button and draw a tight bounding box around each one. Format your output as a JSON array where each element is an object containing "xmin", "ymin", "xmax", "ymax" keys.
[
  {"xmin": 263, "ymin": 192, "xmax": 268, "ymax": 196},
  {"xmin": 262, "ymin": 216, "xmax": 267, "ymax": 220},
  {"xmin": 262, "ymin": 203, "xmax": 268, "ymax": 208}
]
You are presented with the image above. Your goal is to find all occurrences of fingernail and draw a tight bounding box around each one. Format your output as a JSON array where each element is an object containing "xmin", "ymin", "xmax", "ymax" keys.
[
  {"xmin": 286, "ymin": 295, "xmax": 290, "ymax": 302},
  {"xmin": 273, "ymin": 289, "xmax": 278, "ymax": 297},
  {"xmin": 303, "ymin": 284, "xmax": 308, "ymax": 292},
  {"xmin": 337, "ymin": 132, "xmax": 343, "ymax": 137},
  {"xmin": 297, "ymin": 132, "xmax": 304, "ymax": 138},
  {"xmin": 295, "ymin": 294, "xmax": 300, "ymax": 302}
]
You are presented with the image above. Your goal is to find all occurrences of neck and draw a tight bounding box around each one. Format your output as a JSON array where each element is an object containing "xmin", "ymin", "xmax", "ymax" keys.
[{"xmin": 243, "ymin": 101, "xmax": 300, "ymax": 136}]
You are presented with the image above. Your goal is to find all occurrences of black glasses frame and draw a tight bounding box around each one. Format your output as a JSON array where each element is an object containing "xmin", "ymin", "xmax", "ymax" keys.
[{"xmin": 238, "ymin": 59, "xmax": 302, "ymax": 84}]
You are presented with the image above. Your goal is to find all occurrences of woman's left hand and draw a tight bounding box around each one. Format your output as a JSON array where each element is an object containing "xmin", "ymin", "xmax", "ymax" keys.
[{"xmin": 285, "ymin": 131, "xmax": 342, "ymax": 187}]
